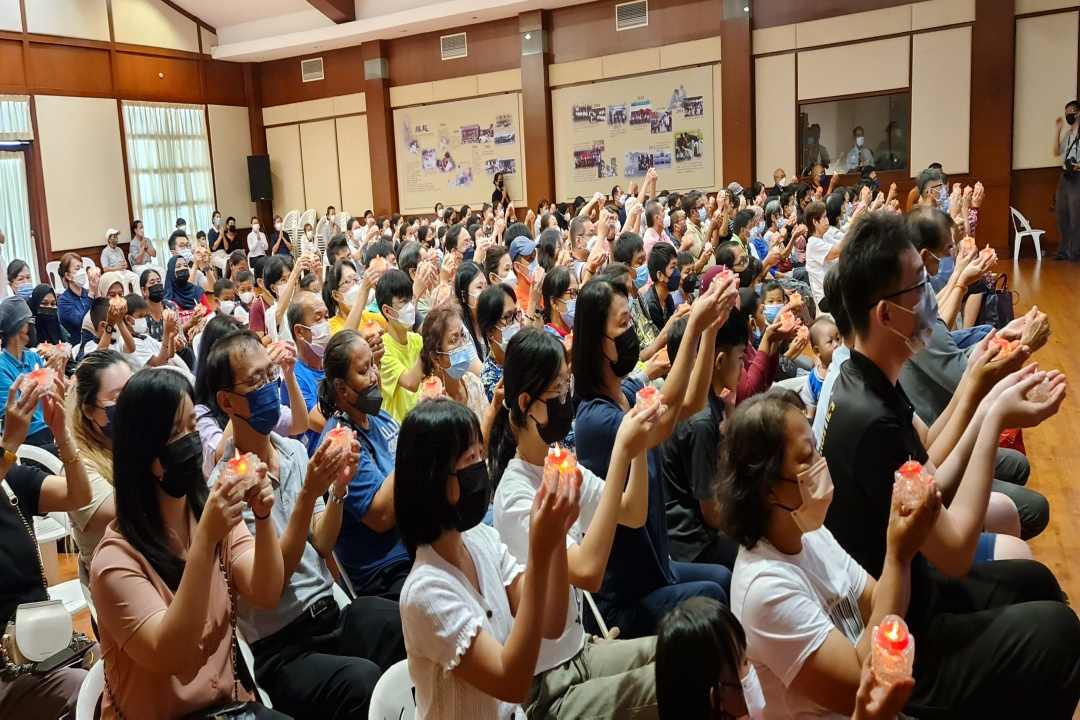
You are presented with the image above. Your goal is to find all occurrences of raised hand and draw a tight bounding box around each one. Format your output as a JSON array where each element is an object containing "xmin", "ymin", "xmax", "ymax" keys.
[
  {"xmin": 268, "ymin": 339, "xmax": 297, "ymax": 374},
  {"xmin": 852, "ymin": 651, "xmax": 915, "ymax": 720},
  {"xmin": 198, "ymin": 474, "xmax": 246, "ymax": 545},
  {"xmin": 245, "ymin": 458, "xmax": 276, "ymax": 520},
  {"xmin": 615, "ymin": 399, "xmax": 664, "ymax": 457},
  {"xmin": 40, "ymin": 373, "xmax": 68, "ymax": 440},
  {"xmin": 992, "ymin": 370, "xmax": 1067, "ymax": 429},
  {"xmin": 971, "ymin": 181, "xmax": 985, "ymax": 208},
  {"xmin": 2, "ymin": 376, "xmax": 44, "ymax": 450},
  {"xmin": 886, "ymin": 474, "xmax": 941, "ymax": 562}
]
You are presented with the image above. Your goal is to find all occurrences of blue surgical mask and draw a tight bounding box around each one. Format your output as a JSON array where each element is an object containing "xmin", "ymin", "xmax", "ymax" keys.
[
  {"xmin": 563, "ymin": 299, "xmax": 576, "ymax": 329},
  {"xmin": 446, "ymin": 343, "xmax": 477, "ymax": 380},
  {"xmin": 938, "ymin": 184, "xmax": 950, "ymax": 213},
  {"xmin": 635, "ymin": 264, "xmax": 649, "ymax": 288},
  {"xmin": 238, "ymin": 379, "xmax": 282, "ymax": 435},
  {"xmin": 528, "ymin": 259, "xmax": 538, "ymax": 277},
  {"xmin": 498, "ymin": 322, "xmax": 520, "ymax": 351},
  {"xmin": 16, "ymin": 284, "xmax": 33, "ymax": 300},
  {"xmin": 763, "ymin": 303, "xmax": 783, "ymax": 324},
  {"xmin": 698, "ymin": 208, "xmax": 707, "ymax": 222}
]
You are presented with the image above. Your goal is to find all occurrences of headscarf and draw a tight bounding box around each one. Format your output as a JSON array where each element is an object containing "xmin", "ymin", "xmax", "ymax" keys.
[
  {"xmin": 28, "ymin": 284, "xmax": 66, "ymax": 345},
  {"xmin": 165, "ymin": 255, "xmax": 202, "ymax": 310},
  {"xmin": 98, "ymin": 271, "xmax": 127, "ymax": 299}
]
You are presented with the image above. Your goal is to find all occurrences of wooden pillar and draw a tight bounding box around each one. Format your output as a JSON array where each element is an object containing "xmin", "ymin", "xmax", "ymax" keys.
[
  {"xmin": 242, "ymin": 63, "xmax": 273, "ymax": 230},
  {"xmin": 720, "ymin": 2, "xmax": 753, "ymax": 187},
  {"xmin": 362, "ymin": 40, "xmax": 398, "ymax": 215},
  {"xmin": 970, "ymin": 0, "xmax": 1015, "ymax": 252},
  {"xmin": 519, "ymin": 10, "xmax": 555, "ymax": 208}
]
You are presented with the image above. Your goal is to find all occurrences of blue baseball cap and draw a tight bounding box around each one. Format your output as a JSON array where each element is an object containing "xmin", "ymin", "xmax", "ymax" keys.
[{"xmin": 509, "ymin": 237, "xmax": 537, "ymax": 261}]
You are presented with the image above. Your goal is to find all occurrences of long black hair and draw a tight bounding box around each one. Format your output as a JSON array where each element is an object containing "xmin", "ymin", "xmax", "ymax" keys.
[
  {"xmin": 113, "ymin": 368, "xmax": 207, "ymax": 591},
  {"xmin": 572, "ymin": 277, "xmax": 627, "ymax": 401},
  {"xmin": 477, "ymin": 284, "xmax": 515, "ymax": 353},
  {"xmin": 453, "ymin": 261, "xmax": 485, "ymax": 358},
  {"xmin": 487, "ymin": 328, "xmax": 565, "ymax": 483},
  {"xmin": 656, "ymin": 597, "xmax": 748, "ymax": 720},
  {"xmin": 193, "ymin": 314, "xmax": 244, "ymax": 427},
  {"xmin": 541, "ymin": 266, "xmax": 571, "ymax": 324},
  {"xmin": 395, "ymin": 398, "xmax": 482, "ymax": 556},
  {"xmin": 537, "ymin": 228, "xmax": 561, "ymax": 272}
]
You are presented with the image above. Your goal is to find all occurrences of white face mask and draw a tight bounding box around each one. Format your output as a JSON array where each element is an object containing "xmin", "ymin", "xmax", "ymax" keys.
[
  {"xmin": 304, "ymin": 320, "xmax": 331, "ymax": 357},
  {"xmin": 274, "ymin": 222, "xmax": 283, "ymax": 231},
  {"xmin": 305, "ymin": 230, "xmax": 314, "ymax": 240},
  {"xmin": 352, "ymin": 228, "xmax": 364, "ymax": 242},
  {"xmin": 498, "ymin": 321, "xmax": 520, "ymax": 351},
  {"xmin": 502, "ymin": 270, "xmax": 517, "ymax": 289},
  {"xmin": 219, "ymin": 300, "xmax": 236, "ymax": 315},
  {"xmin": 342, "ymin": 283, "xmax": 361, "ymax": 309},
  {"xmin": 238, "ymin": 291, "xmax": 254, "ymax": 305},
  {"xmin": 740, "ymin": 664, "xmax": 767, "ymax": 720},
  {"xmin": 781, "ymin": 456, "xmax": 834, "ymax": 533},
  {"xmin": 252, "ymin": 223, "xmax": 260, "ymax": 233},
  {"xmin": 391, "ymin": 302, "xmax": 416, "ymax": 328},
  {"xmin": 132, "ymin": 317, "xmax": 148, "ymax": 335},
  {"xmin": 72, "ymin": 268, "xmax": 88, "ymax": 289},
  {"xmin": 855, "ymin": 136, "xmax": 865, "ymax": 147}
]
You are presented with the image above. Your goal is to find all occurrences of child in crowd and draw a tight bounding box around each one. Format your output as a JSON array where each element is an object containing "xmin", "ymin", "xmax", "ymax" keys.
[
  {"xmin": 376, "ymin": 269, "xmax": 424, "ymax": 423},
  {"xmin": 801, "ymin": 316, "xmax": 840, "ymax": 418}
]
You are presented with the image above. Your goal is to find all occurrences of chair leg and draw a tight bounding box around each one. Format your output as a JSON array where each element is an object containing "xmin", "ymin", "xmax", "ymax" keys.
[
  {"xmin": 1034, "ymin": 234, "xmax": 1042, "ymax": 261},
  {"xmin": 1014, "ymin": 233, "xmax": 1020, "ymax": 262}
]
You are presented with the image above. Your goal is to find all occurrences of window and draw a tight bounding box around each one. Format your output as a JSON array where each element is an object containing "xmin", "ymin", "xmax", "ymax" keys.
[
  {"xmin": 0, "ymin": 96, "xmax": 38, "ymax": 281},
  {"xmin": 798, "ymin": 92, "xmax": 910, "ymax": 175},
  {"xmin": 122, "ymin": 101, "xmax": 215, "ymax": 257}
]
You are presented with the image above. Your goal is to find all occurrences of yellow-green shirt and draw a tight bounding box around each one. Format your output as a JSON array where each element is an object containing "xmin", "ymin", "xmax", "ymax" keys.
[
  {"xmin": 380, "ymin": 330, "xmax": 422, "ymax": 423},
  {"xmin": 329, "ymin": 310, "xmax": 388, "ymax": 338}
]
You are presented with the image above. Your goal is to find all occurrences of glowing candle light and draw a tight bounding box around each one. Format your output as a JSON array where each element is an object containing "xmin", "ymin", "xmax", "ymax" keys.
[
  {"xmin": 778, "ymin": 310, "xmax": 798, "ymax": 333},
  {"xmin": 894, "ymin": 459, "xmax": 933, "ymax": 508},
  {"xmin": 225, "ymin": 450, "xmax": 261, "ymax": 494},
  {"xmin": 872, "ymin": 615, "xmax": 914, "ymax": 685},
  {"xmin": 326, "ymin": 425, "xmax": 354, "ymax": 451},
  {"xmin": 26, "ymin": 367, "xmax": 55, "ymax": 388},
  {"xmin": 543, "ymin": 445, "xmax": 571, "ymax": 490},
  {"xmin": 636, "ymin": 386, "xmax": 661, "ymax": 414},
  {"xmin": 420, "ymin": 375, "xmax": 444, "ymax": 400}
]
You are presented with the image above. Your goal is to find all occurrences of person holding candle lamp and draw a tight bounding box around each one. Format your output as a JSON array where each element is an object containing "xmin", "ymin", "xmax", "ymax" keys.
[
  {"xmin": 719, "ymin": 389, "xmax": 939, "ymax": 718},
  {"xmin": 204, "ymin": 330, "xmax": 405, "ymax": 718},
  {"xmin": 490, "ymin": 328, "xmax": 661, "ymax": 717}
]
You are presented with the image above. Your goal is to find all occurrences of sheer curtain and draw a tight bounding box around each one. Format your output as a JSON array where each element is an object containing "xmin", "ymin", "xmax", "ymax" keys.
[
  {"xmin": 122, "ymin": 101, "xmax": 215, "ymax": 258},
  {"xmin": 0, "ymin": 95, "xmax": 33, "ymax": 142},
  {"xmin": 0, "ymin": 151, "xmax": 36, "ymax": 285}
]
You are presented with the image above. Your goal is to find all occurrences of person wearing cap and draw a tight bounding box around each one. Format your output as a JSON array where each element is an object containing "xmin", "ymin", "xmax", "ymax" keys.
[
  {"xmin": 0, "ymin": 296, "xmax": 60, "ymax": 452},
  {"xmin": 509, "ymin": 235, "xmax": 544, "ymax": 320},
  {"xmin": 101, "ymin": 229, "xmax": 140, "ymax": 295}
]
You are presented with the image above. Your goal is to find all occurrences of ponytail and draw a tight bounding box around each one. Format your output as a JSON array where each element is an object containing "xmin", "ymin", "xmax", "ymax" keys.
[{"xmin": 486, "ymin": 401, "xmax": 517, "ymax": 487}]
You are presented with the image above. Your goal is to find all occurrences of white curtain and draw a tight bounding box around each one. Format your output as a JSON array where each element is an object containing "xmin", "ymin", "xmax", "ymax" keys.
[
  {"xmin": 122, "ymin": 101, "xmax": 215, "ymax": 258},
  {"xmin": 0, "ymin": 151, "xmax": 37, "ymax": 286},
  {"xmin": 0, "ymin": 96, "xmax": 32, "ymax": 142}
]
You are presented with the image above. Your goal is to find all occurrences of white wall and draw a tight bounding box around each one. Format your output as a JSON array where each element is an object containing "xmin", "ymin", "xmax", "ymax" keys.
[
  {"xmin": 911, "ymin": 26, "xmax": 972, "ymax": 174},
  {"xmin": 299, "ymin": 119, "xmax": 342, "ymax": 213},
  {"xmin": 36, "ymin": 96, "xmax": 130, "ymax": 252},
  {"xmin": 26, "ymin": 0, "xmax": 110, "ymax": 41},
  {"xmin": 336, "ymin": 114, "xmax": 374, "ymax": 215},
  {"xmin": 0, "ymin": 0, "xmax": 21, "ymax": 32},
  {"xmin": 1013, "ymin": 11, "xmax": 1079, "ymax": 169},
  {"xmin": 755, "ymin": 53, "xmax": 796, "ymax": 183},
  {"xmin": 208, "ymin": 105, "xmax": 256, "ymax": 220},
  {"xmin": 266, "ymin": 124, "xmax": 305, "ymax": 217},
  {"xmin": 112, "ymin": 0, "xmax": 200, "ymax": 53}
]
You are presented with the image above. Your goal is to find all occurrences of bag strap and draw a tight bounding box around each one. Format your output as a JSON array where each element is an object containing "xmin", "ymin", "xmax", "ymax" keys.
[
  {"xmin": 1, "ymin": 477, "xmax": 49, "ymax": 596},
  {"xmin": 994, "ymin": 273, "xmax": 1009, "ymax": 292}
]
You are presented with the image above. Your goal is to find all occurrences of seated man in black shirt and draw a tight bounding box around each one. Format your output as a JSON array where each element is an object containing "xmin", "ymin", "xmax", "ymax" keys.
[
  {"xmin": 820, "ymin": 212, "xmax": 1080, "ymax": 718},
  {"xmin": 644, "ymin": 243, "xmax": 678, "ymax": 331},
  {"xmin": 659, "ymin": 315, "xmax": 744, "ymax": 568},
  {"xmin": 0, "ymin": 374, "xmax": 95, "ymax": 718}
]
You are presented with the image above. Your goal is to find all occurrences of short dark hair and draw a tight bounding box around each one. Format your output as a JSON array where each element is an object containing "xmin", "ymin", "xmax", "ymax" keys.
[
  {"xmin": 907, "ymin": 207, "xmax": 952, "ymax": 256},
  {"xmin": 717, "ymin": 388, "xmax": 806, "ymax": 549},
  {"xmin": 612, "ymin": 232, "xmax": 644, "ymax": 265},
  {"xmin": 504, "ymin": 222, "xmax": 531, "ymax": 245},
  {"xmin": 838, "ymin": 211, "xmax": 915, "ymax": 336},
  {"xmin": 394, "ymin": 398, "xmax": 483, "ymax": 556},
  {"xmin": 825, "ymin": 192, "xmax": 844, "ymax": 227},
  {"xmin": 375, "ymin": 268, "xmax": 413, "ymax": 316},
  {"xmin": 804, "ymin": 201, "xmax": 827, "ymax": 229},
  {"xmin": 124, "ymin": 293, "xmax": 147, "ymax": 315},
  {"xmin": 647, "ymin": 243, "xmax": 677, "ymax": 284},
  {"xmin": 680, "ymin": 191, "xmax": 701, "ymax": 216},
  {"xmin": 213, "ymin": 278, "xmax": 234, "ymax": 297},
  {"xmin": 713, "ymin": 240, "xmax": 741, "ymax": 271},
  {"xmin": 397, "ymin": 241, "xmax": 421, "ymax": 278},
  {"xmin": 477, "ymin": 283, "xmax": 516, "ymax": 346},
  {"xmin": 656, "ymin": 597, "xmax": 747, "ymax": 720},
  {"xmin": 732, "ymin": 209, "xmax": 755, "ymax": 237},
  {"xmin": 193, "ymin": 320, "xmax": 249, "ymax": 425},
  {"xmin": 484, "ymin": 245, "xmax": 508, "ymax": 284},
  {"xmin": 234, "ymin": 270, "xmax": 253, "ymax": 286},
  {"xmin": 916, "ymin": 167, "xmax": 944, "ymax": 194},
  {"xmin": 326, "ymin": 234, "xmax": 350, "ymax": 264},
  {"xmin": 363, "ymin": 240, "xmax": 394, "ymax": 266},
  {"xmin": 820, "ymin": 265, "xmax": 851, "ymax": 338}
]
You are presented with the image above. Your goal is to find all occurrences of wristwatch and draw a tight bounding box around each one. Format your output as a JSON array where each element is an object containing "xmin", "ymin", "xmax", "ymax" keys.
[
  {"xmin": 1, "ymin": 445, "xmax": 17, "ymax": 466},
  {"xmin": 329, "ymin": 488, "xmax": 347, "ymax": 504}
]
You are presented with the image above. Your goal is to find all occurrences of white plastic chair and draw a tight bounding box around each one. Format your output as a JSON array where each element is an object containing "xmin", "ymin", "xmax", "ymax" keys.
[
  {"xmin": 368, "ymin": 659, "xmax": 416, "ymax": 720},
  {"xmin": 81, "ymin": 256, "xmax": 97, "ymax": 272},
  {"xmin": 331, "ymin": 582, "xmax": 351, "ymax": 610},
  {"xmin": 235, "ymin": 627, "xmax": 272, "ymax": 708},
  {"xmin": 282, "ymin": 210, "xmax": 300, "ymax": 252},
  {"xmin": 45, "ymin": 260, "xmax": 64, "ymax": 293},
  {"xmin": 1010, "ymin": 206, "xmax": 1044, "ymax": 261},
  {"xmin": 336, "ymin": 212, "xmax": 350, "ymax": 233},
  {"xmin": 75, "ymin": 659, "xmax": 104, "ymax": 720},
  {"xmin": 583, "ymin": 590, "xmax": 617, "ymax": 640},
  {"xmin": 315, "ymin": 216, "xmax": 334, "ymax": 259}
]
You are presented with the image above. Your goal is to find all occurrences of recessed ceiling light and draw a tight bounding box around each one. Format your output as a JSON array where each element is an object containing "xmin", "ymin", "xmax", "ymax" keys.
[{"xmin": 524, "ymin": 32, "xmax": 531, "ymax": 40}]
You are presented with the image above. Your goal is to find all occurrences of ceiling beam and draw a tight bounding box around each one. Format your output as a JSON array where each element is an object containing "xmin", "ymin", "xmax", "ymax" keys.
[{"xmin": 306, "ymin": 0, "xmax": 355, "ymax": 24}]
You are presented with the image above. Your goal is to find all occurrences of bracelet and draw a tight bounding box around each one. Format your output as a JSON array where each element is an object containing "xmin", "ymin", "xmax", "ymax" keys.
[
  {"xmin": 329, "ymin": 488, "xmax": 347, "ymax": 504},
  {"xmin": 253, "ymin": 508, "xmax": 271, "ymax": 520}
]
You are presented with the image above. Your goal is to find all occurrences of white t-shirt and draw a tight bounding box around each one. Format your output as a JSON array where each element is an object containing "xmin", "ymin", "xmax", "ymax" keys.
[
  {"xmin": 401, "ymin": 524, "xmax": 525, "ymax": 720},
  {"xmin": 730, "ymin": 526, "xmax": 868, "ymax": 720},
  {"xmin": 805, "ymin": 235, "xmax": 836, "ymax": 309},
  {"xmin": 492, "ymin": 457, "xmax": 605, "ymax": 673},
  {"xmin": 126, "ymin": 333, "xmax": 194, "ymax": 382},
  {"xmin": 247, "ymin": 230, "xmax": 268, "ymax": 258}
]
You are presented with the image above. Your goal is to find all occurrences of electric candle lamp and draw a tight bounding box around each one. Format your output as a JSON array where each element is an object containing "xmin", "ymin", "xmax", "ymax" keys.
[
  {"xmin": 636, "ymin": 385, "xmax": 661, "ymax": 414},
  {"xmin": 872, "ymin": 615, "xmax": 914, "ymax": 685},
  {"xmin": 960, "ymin": 236, "xmax": 976, "ymax": 254},
  {"xmin": 788, "ymin": 291, "xmax": 804, "ymax": 309},
  {"xmin": 326, "ymin": 425, "xmax": 354, "ymax": 451},
  {"xmin": 988, "ymin": 336, "xmax": 1020, "ymax": 354},
  {"xmin": 894, "ymin": 459, "xmax": 933, "ymax": 508},
  {"xmin": 778, "ymin": 310, "xmax": 798, "ymax": 333},
  {"xmin": 420, "ymin": 375, "xmax": 444, "ymax": 400},
  {"xmin": 225, "ymin": 451, "xmax": 259, "ymax": 494},
  {"xmin": 26, "ymin": 367, "xmax": 55, "ymax": 388},
  {"xmin": 543, "ymin": 445, "xmax": 573, "ymax": 490}
]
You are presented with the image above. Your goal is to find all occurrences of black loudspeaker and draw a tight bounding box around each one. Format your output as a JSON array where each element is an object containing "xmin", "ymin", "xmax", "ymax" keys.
[{"xmin": 247, "ymin": 155, "xmax": 272, "ymax": 201}]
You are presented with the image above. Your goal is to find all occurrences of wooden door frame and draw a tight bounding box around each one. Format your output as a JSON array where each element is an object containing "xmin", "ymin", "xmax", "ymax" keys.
[{"xmin": 0, "ymin": 143, "xmax": 49, "ymax": 280}]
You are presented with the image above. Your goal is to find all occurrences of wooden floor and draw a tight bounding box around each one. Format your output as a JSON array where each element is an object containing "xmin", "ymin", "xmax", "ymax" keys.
[{"xmin": 57, "ymin": 257, "xmax": 1080, "ymax": 714}]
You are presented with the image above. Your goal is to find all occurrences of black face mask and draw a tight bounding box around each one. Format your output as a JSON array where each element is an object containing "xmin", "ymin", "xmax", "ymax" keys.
[
  {"xmin": 148, "ymin": 285, "xmax": 165, "ymax": 303},
  {"xmin": 1067, "ymin": 112, "xmax": 1077, "ymax": 126},
  {"xmin": 158, "ymin": 431, "xmax": 203, "ymax": 499},
  {"xmin": 175, "ymin": 269, "xmax": 190, "ymax": 285},
  {"xmin": 451, "ymin": 461, "xmax": 491, "ymax": 532},
  {"xmin": 608, "ymin": 326, "xmax": 640, "ymax": 377},
  {"xmin": 101, "ymin": 404, "xmax": 117, "ymax": 440},
  {"xmin": 532, "ymin": 393, "xmax": 574, "ymax": 445},
  {"xmin": 37, "ymin": 306, "xmax": 57, "ymax": 318},
  {"xmin": 351, "ymin": 382, "xmax": 383, "ymax": 416}
]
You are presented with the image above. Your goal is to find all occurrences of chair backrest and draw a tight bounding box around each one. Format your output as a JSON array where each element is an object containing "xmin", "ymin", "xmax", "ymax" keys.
[
  {"xmin": 299, "ymin": 208, "xmax": 316, "ymax": 232},
  {"xmin": 82, "ymin": 256, "xmax": 97, "ymax": 272},
  {"xmin": 75, "ymin": 660, "xmax": 104, "ymax": 720},
  {"xmin": 18, "ymin": 444, "xmax": 64, "ymax": 474},
  {"xmin": 283, "ymin": 210, "xmax": 300, "ymax": 243},
  {"xmin": 45, "ymin": 260, "xmax": 64, "ymax": 293},
  {"xmin": 368, "ymin": 659, "xmax": 416, "ymax": 720},
  {"xmin": 337, "ymin": 213, "xmax": 350, "ymax": 233},
  {"xmin": 331, "ymin": 582, "xmax": 351, "ymax": 609},
  {"xmin": 1009, "ymin": 206, "xmax": 1032, "ymax": 234}
]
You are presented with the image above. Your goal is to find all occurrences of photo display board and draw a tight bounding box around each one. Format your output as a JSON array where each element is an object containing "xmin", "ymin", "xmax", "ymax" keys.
[
  {"xmin": 393, "ymin": 93, "xmax": 524, "ymax": 215},
  {"xmin": 552, "ymin": 65, "xmax": 715, "ymax": 200}
]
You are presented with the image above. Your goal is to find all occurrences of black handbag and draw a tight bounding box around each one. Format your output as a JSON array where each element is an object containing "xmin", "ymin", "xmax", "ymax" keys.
[{"xmin": 976, "ymin": 273, "xmax": 1017, "ymax": 329}]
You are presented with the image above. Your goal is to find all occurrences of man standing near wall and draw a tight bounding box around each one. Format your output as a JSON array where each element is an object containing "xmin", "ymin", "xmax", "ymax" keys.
[{"xmin": 1052, "ymin": 100, "xmax": 1080, "ymax": 261}]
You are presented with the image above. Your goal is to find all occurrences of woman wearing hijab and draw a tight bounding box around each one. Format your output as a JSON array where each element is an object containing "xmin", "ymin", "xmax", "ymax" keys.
[
  {"xmin": 28, "ymin": 283, "xmax": 69, "ymax": 346},
  {"xmin": 165, "ymin": 254, "xmax": 204, "ymax": 310}
]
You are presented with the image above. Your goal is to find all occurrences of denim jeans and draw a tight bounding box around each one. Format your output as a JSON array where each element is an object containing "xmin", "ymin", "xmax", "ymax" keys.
[
  {"xmin": 950, "ymin": 324, "xmax": 993, "ymax": 349},
  {"xmin": 595, "ymin": 560, "xmax": 731, "ymax": 639}
]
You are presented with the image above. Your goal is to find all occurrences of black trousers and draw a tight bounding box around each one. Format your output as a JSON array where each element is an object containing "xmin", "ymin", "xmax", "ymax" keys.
[
  {"xmin": 251, "ymin": 595, "xmax": 406, "ymax": 720},
  {"xmin": 906, "ymin": 560, "xmax": 1080, "ymax": 719}
]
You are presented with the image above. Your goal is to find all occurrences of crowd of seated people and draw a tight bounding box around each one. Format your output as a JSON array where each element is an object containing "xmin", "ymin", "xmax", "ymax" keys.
[{"xmin": 0, "ymin": 157, "xmax": 1078, "ymax": 720}]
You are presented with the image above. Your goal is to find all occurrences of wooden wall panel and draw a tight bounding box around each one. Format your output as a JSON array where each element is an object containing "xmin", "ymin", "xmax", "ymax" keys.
[
  {"xmin": 1010, "ymin": 167, "xmax": 1062, "ymax": 253},
  {"xmin": 202, "ymin": 59, "xmax": 248, "ymax": 106},
  {"xmin": 549, "ymin": 0, "xmax": 724, "ymax": 63},
  {"xmin": 751, "ymin": 0, "xmax": 912, "ymax": 29},
  {"xmin": 385, "ymin": 20, "xmax": 520, "ymax": 86},
  {"xmin": 258, "ymin": 45, "xmax": 365, "ymax": 108},
  {"xmin": 113, "ymin": 52, "xmax": 202, "ymax": 102},
  {"xmin": 0, "ymin": 39, "xmax": 25, "ymax": 89},
  {"xmin": 27, "ymin": 43, "xmax": 112, "ymax": 96}
]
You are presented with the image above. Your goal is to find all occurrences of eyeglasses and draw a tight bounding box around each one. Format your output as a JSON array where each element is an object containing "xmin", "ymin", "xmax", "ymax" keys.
[
  {"xmin": 871, "ymin": 276, "xmax": 927, "ymax": 308},
  {"xmin": 499, "ymin": 309, "xmax": 523, "ymax": 326},
  {"xmin": 232, "ymin": 366, "xmax": 282, "ymax": 393}
]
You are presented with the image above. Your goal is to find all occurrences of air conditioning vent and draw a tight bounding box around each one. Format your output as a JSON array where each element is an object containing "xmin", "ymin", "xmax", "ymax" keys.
[
  {"xmin": 615, "ymin": 0, "xmax": 648, "ymax": 31},
  {"xmin": 440, "ymin": 32, "xmax": 467, "ymax": 60},
  {"xmin": 300, "ymin": 57, "xmax": 324, "ymax": 83}
]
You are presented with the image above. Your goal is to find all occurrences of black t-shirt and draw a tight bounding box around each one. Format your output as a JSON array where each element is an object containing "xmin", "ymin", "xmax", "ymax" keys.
[
  {"xmin": 1, "ymin": 464, "xmax": 50, "ymax": 623},
  {"xmin": 820, "ymin": 350, "xmax": 930, "ymax": 593},
  {"xmin": 661, "ymin": 397, "xmax": 724, "ymax": 562},
  {"xmin": 492, "ymin": 187, "xmax": 509, "ymax": 209},
  {"xmin": 644, "ymin": 286, "xmax": 675, "ymax": 333}
]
